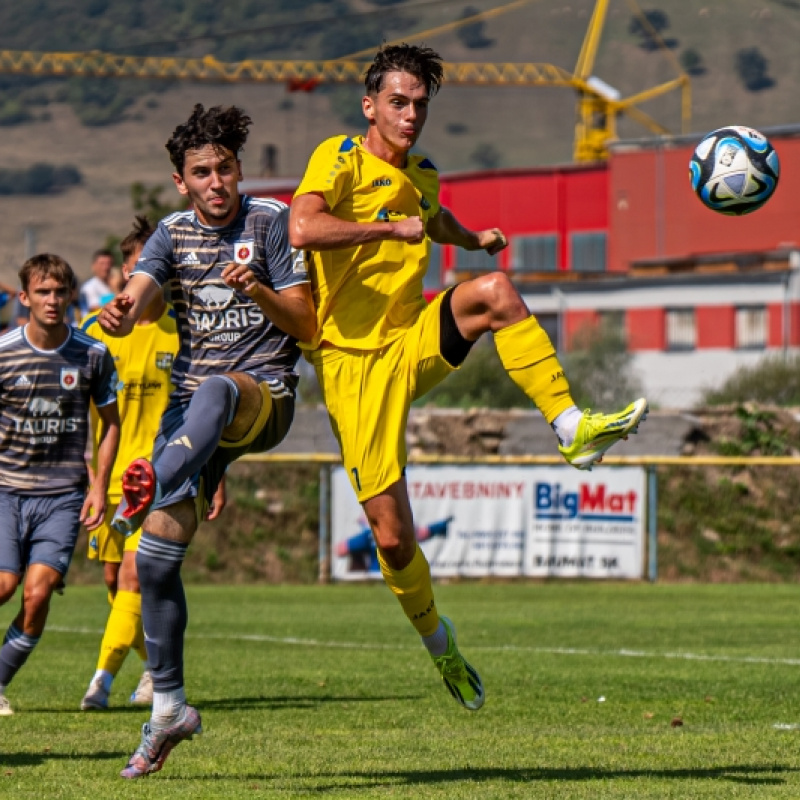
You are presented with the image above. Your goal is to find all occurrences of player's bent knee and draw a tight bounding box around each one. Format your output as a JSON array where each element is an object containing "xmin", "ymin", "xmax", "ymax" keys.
[
  {"xmin": 0, "ymin": 573, "xmax": 19, "ymax": 605},
  {"xmin": 144, "ymin": 500, "xmax": 197, "ymax": 544},
  {"xmin": 222, "ymin": 372, "xmax": 266, "ymax": 441}
]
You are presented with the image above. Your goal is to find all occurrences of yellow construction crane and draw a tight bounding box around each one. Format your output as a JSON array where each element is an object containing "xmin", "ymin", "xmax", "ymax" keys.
[{"xmin": 0, "ymin": 0, "xmax": 690, "ymax": 163}]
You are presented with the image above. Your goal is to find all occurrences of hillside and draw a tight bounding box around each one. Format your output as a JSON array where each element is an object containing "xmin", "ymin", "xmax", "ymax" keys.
[{"xmin": 0, "ymin": 0, "xmax": 799, "ymax": 284}]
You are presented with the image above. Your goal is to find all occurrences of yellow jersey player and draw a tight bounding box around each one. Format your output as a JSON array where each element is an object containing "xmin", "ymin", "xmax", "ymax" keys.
[
  {"xmin": 289, "ymin": 44, "xmax": 648, "ymax": 713},
  {"xmin": 79, "ymin": 217, "xmax": 187, "ymax": 710}
]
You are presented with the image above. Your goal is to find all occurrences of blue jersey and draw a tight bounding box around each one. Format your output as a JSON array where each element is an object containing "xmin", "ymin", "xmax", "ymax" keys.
[
  {"xmin": 0, "ymin": 325, "xmax": 118, "ymax": 495},
  {"xmin": 132, "ymin": 196, "xmax": 308, "ymax": 403}
]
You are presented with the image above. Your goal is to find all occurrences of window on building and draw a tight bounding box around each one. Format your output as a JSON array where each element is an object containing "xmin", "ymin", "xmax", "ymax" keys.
[
  {"xmin": 423, "ymin": 243, "xmax": 442, "ymax": 291},
  {"xmin": 665, "ymin": 308, "xmax": 696, "ymax": 351},
  {"xmin": 454, "ymin": 248, "xmax": 497, "ymax": 273},
  {"xmin": 736, "ymin": 305, "xmax": 767, "ymax": 349},
  {"xmin": 598, "ymin": 309, "xmax": 625, "ymax": 338},
  {"xmin": 511, "ymin": 234, "xmax": 558, "ymax": 272},
  {"xmin": 571, "ymin": 232, "xmax": 606, "ymax": 272},
  {"xmin": 537, "ymin": 312, "xmax": 560, "ymax": 352}
]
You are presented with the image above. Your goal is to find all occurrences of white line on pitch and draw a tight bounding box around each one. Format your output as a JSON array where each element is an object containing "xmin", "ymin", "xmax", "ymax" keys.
[{"xmin": 46, "ymin": 626, "xmax": 800, "ymax": 667}]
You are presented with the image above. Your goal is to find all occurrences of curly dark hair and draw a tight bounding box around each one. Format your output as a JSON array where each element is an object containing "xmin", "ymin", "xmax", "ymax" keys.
[
  {"xmin": 165, "ymin": 104, "xmax": 253, "ymax": 175},
  {"xmin": 364, "ymin": 43, "xmax": 443, "ymax": 98}
]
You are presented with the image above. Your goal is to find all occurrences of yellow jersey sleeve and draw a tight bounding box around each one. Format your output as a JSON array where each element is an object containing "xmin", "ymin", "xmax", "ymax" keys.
[
  {"xmin": 295, "ymin": 135, "xmax": 356, "ymax": 210},
  {"xmin": 295, "ymin": 136, "xmax": 442, "ymax": 352},
  {"xmin": 82, "ymin": 308, "xmax": 178, "ymax": 501}
]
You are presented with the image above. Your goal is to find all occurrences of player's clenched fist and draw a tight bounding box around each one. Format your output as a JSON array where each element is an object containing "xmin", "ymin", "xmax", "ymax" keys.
[
  {"xmin": 221, "ymin": 262, "xmax": 259, "ymax": 296},
  {"xmin": 390, "ymin": 216, "xmax": 426, "ymax": 244}
]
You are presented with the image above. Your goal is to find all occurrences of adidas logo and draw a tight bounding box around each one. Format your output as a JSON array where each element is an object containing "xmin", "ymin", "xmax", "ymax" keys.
[
  {"xmin": 180, "ymin": 251, "xmax": 201, "ymax": 265},
  {"xmin": 167, "ymin": 435, "xmax": 193, "ymax": 449},
  {"xmin": 14, "ymin": 375, "xmax": 31, "ymax": 387}
]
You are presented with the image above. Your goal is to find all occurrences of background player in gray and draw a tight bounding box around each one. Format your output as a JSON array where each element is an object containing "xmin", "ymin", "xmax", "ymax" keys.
[
  {"xmin": 0, "ymin": 254, "xmax": 119, "ymax": 716},
  {"xmin": 98, "ymin": 104, "xmax": 316, "ymax": 778}
]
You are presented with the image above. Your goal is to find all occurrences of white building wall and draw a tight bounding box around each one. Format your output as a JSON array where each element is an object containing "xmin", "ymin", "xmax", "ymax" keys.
[{"xmin": 631, "ymin": 348, "xmax": 797, "ymax": 410}]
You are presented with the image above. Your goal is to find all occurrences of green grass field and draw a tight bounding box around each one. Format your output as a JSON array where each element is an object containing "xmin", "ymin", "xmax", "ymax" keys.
[{"xmin": 3, "ymin": 583, "xmax": 800, "ymax": 799}]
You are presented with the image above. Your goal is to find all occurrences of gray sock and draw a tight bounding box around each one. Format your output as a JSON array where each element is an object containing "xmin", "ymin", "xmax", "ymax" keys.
[
  {"xmin": 0, "ymin": 624, "xmax": 40, "ymax": 687},
  {"xmin": 136, "ymin": 533, "xmax": 189, "ymax": 693}
]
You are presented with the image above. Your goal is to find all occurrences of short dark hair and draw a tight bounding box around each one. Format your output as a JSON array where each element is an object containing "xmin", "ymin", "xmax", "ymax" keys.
[
  {"xmin": 166, "ymin": 104, "xmax": 253, "ymax": 175},
  {"xmin": 19, "ymin": 253, "xmax": 75, "ymax": 293},
  {"xmin": 364, "ymin": 44, "xmax": 444, "ymax": 98},
  {"xmin": 120, "ymin": 216, "xmax": 155, "ymax": 262},
  {"xmin": 92, "ymin": 248, "xmax": 114, "ymax": 262}
]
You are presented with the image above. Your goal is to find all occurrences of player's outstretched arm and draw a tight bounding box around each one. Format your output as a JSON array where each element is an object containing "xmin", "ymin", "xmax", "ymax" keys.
[
  {"xmin": 97, "ymin": 273, "xmax": 161, "ymax": 337},
  {"xmin": 289, "ymin": 192, "xmax": 425, "ymax": 250},
  {"xmin": 427, "ymin": 207, "xmax": 508, "ymax": 255},
  {"xmin": 81, "ymin": 401, "xmax": 120, "ymax": 530}
]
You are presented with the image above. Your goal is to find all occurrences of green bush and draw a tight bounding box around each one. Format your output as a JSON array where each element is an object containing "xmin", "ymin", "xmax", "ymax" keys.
[
  {"xmin": 0, "ymin": 162, "xmax": 82, "ymax": 194},
  {"xmin": 562, "ymin": 319, "xmax": 643, "ymax": 410},
  {"xmin": 701, "ymin": 354, "xmax": 800, "ymax": 406},
  {"xmin": 417, "ymin": 336, "xmax": 529, "ymax": 409}
]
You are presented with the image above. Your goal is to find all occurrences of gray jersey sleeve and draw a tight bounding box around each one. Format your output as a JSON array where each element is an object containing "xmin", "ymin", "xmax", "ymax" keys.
[
  {"xmin": 132, "ymin": 222, "xmax": 175, "ymax": 287},
  {"xmin": 264, "ymin": 206, "xmax": 308, "ymax": 290},
  {"xmin": 91, "ymin": 347, "xmax": 119, "ymax": 407}
]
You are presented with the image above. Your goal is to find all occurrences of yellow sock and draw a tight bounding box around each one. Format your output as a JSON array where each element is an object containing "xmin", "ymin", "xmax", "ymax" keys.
[
  {"xmin": 132, "ymin": 620, "xmax": 148, "ymax": 664},
  {"xmin": 96, "ymin": 590, "xmax": 143, "ymax": 676},
  {"xmin": 494, "ymin": 315, "xmax": 574, "ymax": 423},
  {"xmin": 378, "ymin": 544, "xmax": 440, "ymax": 637}
]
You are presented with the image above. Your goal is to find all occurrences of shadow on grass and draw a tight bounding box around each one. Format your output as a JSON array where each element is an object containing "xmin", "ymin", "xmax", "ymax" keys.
[
  {"xmin": 1, "ymin": 751, "xmax": 123, "ymax": 767},
  {"xmin": 197, "ymin": 694, "xmax": 423, "ymax": 710},
  {"xmin": 21, "ymin": 693, "xmax": 423, "ymax": 714},
  {"xmin": 178, "ymin": 764, "xmax": 797, "ymax": 788}
]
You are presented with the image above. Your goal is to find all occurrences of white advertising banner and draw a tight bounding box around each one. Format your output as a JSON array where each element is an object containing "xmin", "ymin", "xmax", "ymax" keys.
[{"xmin": 330, "ymin": 465, "xmax": 646, "ymax": 581}]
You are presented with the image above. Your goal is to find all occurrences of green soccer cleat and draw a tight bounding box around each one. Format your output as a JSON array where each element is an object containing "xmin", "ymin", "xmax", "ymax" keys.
[
  {"xmin": 559, "ymin": 397, "xmax": 649, "ymax": 470},
  {"xmin": 431, "ymin": 617, "xmax": 485, "ymax": 711}
]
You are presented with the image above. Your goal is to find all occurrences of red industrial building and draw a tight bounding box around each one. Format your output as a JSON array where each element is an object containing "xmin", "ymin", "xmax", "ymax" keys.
[{"xmin": 243, "ymin": 124, "xmax": 800, "ymax": 408}]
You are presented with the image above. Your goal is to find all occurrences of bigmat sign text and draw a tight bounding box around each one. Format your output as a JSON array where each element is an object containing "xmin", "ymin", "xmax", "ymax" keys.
[{"xmin": 331, "ymin": 465, "xmax": 645, "ymax": 581}]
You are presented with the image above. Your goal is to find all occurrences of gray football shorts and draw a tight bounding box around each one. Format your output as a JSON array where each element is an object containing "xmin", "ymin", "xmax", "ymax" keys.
[
  {"xmin": 151, "ymin": 375, "xmax": 294, "ymax": 518},
  {"xmin": 0, "ymin": 489, "xmax": 85, "ymax": 577}
]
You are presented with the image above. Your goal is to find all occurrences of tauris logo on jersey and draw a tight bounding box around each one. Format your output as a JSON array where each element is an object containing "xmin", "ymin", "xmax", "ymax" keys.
[
  {"xmin": 12, "ymin": 395, "xmax": 80, "ymax": 444},
  {"xmin": 190, "ymin": 283, "xmax": 265, "ymax": 345},
  {"xmin": 534, "ymin": 482, "xmax": 639, "ymax": 522},
  {"xmin": 60, "ymin": 368, "xmax": 79, "ymax": 390},
  {"xmin": 234, "ymin": 240, "xmax": 254, "ymax": 265}
]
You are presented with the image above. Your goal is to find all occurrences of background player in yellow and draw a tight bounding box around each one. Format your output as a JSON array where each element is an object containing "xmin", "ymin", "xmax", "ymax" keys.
[
  {"xmin": 79, "ymin": 217, "xmax": 225, "ymax": 711},
  {"xmin": 289, "ymin": 44, "xmax": 648, "ymax": 712}
]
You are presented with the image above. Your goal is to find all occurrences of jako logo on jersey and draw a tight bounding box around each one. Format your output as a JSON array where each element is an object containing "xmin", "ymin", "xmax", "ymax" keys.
[
  {"xmin": 534, "ymin": 482, "xmax": 638, "ymax": 522},
  {"xmin": 195, "ymin": 285, "xmax": 235, "ymax": 310},
  {"xmin": 28, "ymin": 397, "xmax": 62, "ymax": 416},
  {"xmin": 372, "ymin": 178, "xmax": 392, "ymax": 187},
  {"xmin": 180, "ymin": 251, "xmax": 201, "ymax": 265},
  {"xmin": 60, "ymin": 368, "xmax": 79, "ymax": 390},
  {"xmin": 234, "ymin": 241, "xmax": 254, "ymax": 265}
]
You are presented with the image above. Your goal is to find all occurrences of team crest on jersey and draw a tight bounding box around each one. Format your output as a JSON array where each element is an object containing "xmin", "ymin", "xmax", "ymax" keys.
[
  {"xmin": 155, "ymin": 352, "xmax": 174, "ymax": 371},
  {"xmin": 60, "ymin": 367, "xmax": 79, "ymax": 390},
  {"xmin": 234, "ymin": 241, "xmax": 254, "ymax": 265}
]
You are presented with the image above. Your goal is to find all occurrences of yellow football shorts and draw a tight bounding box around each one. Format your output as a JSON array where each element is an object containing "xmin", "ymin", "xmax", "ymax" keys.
[
  {"xmin": 309, "ymin": 291, "xmax": 456, "ymax": 502},
  {"xmin": 86, "ymin": 501, "xmax": 142, "ymax": 563}
]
